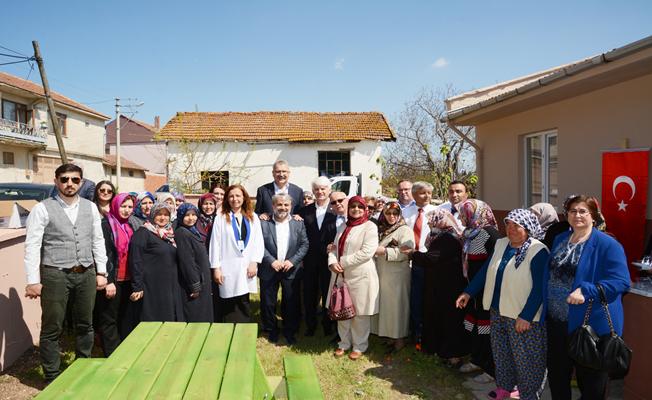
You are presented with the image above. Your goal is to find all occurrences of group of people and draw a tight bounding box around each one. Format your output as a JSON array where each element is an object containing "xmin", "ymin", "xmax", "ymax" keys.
[{"xmin": 24, "ymin": 161, "xmax": 631, "ymax": 400}]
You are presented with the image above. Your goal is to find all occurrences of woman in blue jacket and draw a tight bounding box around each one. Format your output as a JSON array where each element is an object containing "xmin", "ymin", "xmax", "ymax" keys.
[{"xmin": 546, "ymin": 195, "xmax": 630, "ymax": 400}]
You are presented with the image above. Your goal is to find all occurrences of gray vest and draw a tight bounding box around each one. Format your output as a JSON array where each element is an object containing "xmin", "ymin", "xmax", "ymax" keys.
[{"xmin": 41, "ymin": 197, "xmax": 95, "ymax": 268}]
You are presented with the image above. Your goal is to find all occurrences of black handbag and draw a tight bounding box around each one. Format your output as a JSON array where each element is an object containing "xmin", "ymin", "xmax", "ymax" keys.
[
  {"xmin": 596, "ymin": 285, "xmax": 632, "ymax": 375},
  {"xmin": 568, "ymin": 298, "xmax": 602, "ymax": 370}
]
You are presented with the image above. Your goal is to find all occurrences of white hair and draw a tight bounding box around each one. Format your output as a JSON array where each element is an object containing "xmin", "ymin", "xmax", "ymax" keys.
[
  {"xmin": 272, "ymin": 193, "xmax": 292, "ymax": 205},
  {"xmin": 311, "ymin": 176, "xmax": 331, "ymax": 189},
  {"xmin": 412, "ymin": 181, "xmax": 433, "ymax": 194}
]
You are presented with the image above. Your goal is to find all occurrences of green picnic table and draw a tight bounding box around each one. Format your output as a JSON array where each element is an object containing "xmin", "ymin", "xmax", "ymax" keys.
[{"xmin": 36, "ymin": 322, "xmax": 323, "ymax": 400}]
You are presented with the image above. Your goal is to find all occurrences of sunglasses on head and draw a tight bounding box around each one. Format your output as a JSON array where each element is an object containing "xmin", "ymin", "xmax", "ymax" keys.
[
  {"xmin": 58, "ymin": 176, "xmax": 81, "ymax": 184},
  {"xmin": 330, "ymin": 198, "xmax": 345, "ymax": 206}
]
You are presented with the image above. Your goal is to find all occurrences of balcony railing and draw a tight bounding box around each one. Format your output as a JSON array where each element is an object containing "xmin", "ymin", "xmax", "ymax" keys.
[{"xmin": 0, "ymin": 118, "xmax": 47, "ymax": 144}]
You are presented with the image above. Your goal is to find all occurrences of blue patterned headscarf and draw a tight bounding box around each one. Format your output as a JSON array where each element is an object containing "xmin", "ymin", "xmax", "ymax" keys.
[
  {"xmin": 134, "ymin": 191, "xmax": 155, "ymax": 220},
  {"xmin": 177, "ymin": 202, "xmax": 201, "ymax": 237},
  {"xmin": 504, "ymin": 208, "xmax": 542, "ymax": 269}
]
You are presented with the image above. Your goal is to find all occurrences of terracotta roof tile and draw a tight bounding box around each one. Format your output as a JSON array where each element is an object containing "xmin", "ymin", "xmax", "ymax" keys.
[
  {"xmin": 157, "ymin": 111, "xmax": 395, "ymax": 142},
  {"xmin": 0, "ymin": 72, "xmax": 110, "ymax": 120},
  {"xmin": 102, "ymin": 155, "xmax": 148, "ymax": 171}
]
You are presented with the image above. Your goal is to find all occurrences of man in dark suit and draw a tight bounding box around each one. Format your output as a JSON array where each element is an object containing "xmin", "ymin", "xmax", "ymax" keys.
[
  {"xmin": 259, "ymin": 193, "xmax": 309, "ymax": 345},
  {"xmin": 255, "ymin": 160, "xmax": 304, "ymax": 219},
  {"xmin": 298, "ymin": 176, "xmax": 338, "ymax": 336}
]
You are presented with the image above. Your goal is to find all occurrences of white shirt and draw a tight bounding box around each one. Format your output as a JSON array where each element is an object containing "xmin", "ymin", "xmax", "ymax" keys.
[
  {"xmin": 274, "ymin": 217, "xmax": 291, "ymax": 261},
  {"xmin": 335, "ymin": 214, "xmax": 347, "ymax": 230},
  {"xmin": 438, "ymin": 201, "xmax": 466, "ymax": 232},
  {"xmin": 24, "ymin": 195, "xmax": 107, "ymax": 285},
  {"xmin": 315, "ymin": 202, "xmax": 328, "ymax": 230},
  {"xmin": 273, "ymin": 182, "xmax": 289, "ymax": 194},
  {"xmin": 403, "ymin": 203, "xmax": 437, "ymax": 252}
]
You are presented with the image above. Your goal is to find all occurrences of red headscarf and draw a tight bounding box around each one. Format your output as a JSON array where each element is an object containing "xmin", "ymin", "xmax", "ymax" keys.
[{"xmin": 337, "ymin": 195, "xmax": 369, "ymax": 259}]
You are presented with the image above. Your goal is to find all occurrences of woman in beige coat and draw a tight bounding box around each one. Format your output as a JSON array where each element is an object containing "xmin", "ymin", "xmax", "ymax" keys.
[
  {"xmin": 372, "ymin": 201, "xmax": 414, "ymax": 352},
  {"xmin": 328, "ymin": 196, "xmax": 379, "ymax": 360}
]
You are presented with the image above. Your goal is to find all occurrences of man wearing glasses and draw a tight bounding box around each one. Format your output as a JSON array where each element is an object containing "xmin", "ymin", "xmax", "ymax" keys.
[
  {"xmin": 329, "ymin": 191, "xmax": 348, "ymax": 229},
  {"xmin": 24, "ymin": 163, "xmax": 108, "ymax": 382}
]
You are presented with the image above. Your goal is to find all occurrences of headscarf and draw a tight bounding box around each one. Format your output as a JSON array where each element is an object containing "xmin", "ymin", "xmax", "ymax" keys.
[
  {"xmin": 458, "ymin": 199, "xmax": 497, "ymax": 277},
  {"xmin": 143, "ymin": 202, "xmax": 176, "ymax": 247},
  {"xmin": 587, "ymin": 196, "xmax": 607, "ymax": 232},
  {"xmin": 156, "ymin": 192, "xmax": 177, "ymax": 221},
  {"xmin": 424, "ymin": 208, "xmax": 463, "ymax": 248},
  {"xmin": 377, "ymin": 201, "xmax": 406, "ymax": 240},
  {"xmin": 529, "ymin": 202, "xmax": 559, "ymax": 234},
  {"xmin": 504, "ymin": 208, "xmax": 542, "ymax": 269},
  {"xmin": 106, "ymin": 193, "xmax": 135, "ymax": 263},
  {"xmin": 196, "ymin": 193, "xmax": 217, "ymax": 242},
  {"xmin": 133, "ymin": 191, "xmax": 155, "ymax": 220},
  {"xmin": 177, "ymin": 202, "xmax": 201, "ymax": 238},
  {"xmin": 172, "ymin": 191, "xmax": 185, "ymax": 202},
  {"xmin": 337, "ymin": 196, "xmax": 369, "ymax": 259}
]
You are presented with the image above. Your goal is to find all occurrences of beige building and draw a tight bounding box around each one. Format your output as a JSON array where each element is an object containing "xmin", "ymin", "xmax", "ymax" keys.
[
  {"xmin": 0, "ymin": 72, "xmax": 110, "ymax": 183},
  {"xmin": 444, "ymin": 35, "xmax": 652, "ymax": 232},
  {"xmin": 102, "ymin": 155, "xmax": 148, "ymax": 192}
]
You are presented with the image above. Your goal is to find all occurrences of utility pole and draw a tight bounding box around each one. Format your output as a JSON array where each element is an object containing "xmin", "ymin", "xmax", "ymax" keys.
[
  {"xmin": 115, "ymin": 98, "xmax": 121, "ymax": 189},
  {"xmin": 32, "ymin": 40, "xmax": 68, "ymax": 163}
]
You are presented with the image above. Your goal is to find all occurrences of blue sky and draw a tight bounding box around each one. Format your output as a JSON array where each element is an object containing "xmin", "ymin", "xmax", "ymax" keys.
[{"xmin": 1, "ymin": 1, "xmax": 650, "ymax": 127}]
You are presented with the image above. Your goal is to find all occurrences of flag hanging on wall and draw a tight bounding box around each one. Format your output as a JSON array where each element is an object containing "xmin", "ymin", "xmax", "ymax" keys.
[{"xmin": 601, "ymin": 149, "xmax": 649, "ymax": 280}]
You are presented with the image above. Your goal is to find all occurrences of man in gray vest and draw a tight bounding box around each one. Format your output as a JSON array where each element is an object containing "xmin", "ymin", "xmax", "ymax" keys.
[{"xmin": 24, "ymin": 163, "xmax": 108, "ymax": 382}]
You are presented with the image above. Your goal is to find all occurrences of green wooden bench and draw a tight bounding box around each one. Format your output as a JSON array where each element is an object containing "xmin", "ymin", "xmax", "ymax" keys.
[{"xmin": 36, "ymin": 322, "xmax": 323, "ymax": 400}]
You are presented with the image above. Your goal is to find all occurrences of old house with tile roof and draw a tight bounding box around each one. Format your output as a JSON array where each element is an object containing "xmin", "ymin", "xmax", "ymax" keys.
[
  {"xmin": 158, "ymin": 111, "xmax": 395, "ymax": 195},
  {"xmin": 0, "ymin": 71, "xmax": 110, "ymax": 183}
]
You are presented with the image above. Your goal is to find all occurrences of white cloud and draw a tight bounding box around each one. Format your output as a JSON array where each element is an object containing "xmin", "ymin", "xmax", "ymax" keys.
[
  {"xmin": 431, "ymin": 57, "xmax": 449, "ymax": 69},
  {"xmin": 334, "ymin": 58, "xmax": 345, "ymax": 70}
]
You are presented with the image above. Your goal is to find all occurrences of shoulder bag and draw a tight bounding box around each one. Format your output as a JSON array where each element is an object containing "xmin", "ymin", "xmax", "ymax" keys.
[{"xmin": 328, "ymin": 273, "xmax": 356, "ymax": 321}]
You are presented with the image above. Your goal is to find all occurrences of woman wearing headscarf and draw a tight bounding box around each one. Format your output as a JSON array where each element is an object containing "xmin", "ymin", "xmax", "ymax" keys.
[
  {"xmin": 209, "ymin": 184, "xmax": 264, "ymax": 323},
  {"xmin": 328, "ymin": 195, "xmax": 379, "ymax": 360},
  {"xmin": 457, "ymin": 209, "xmax": 549, "ymax": 400},
  {"xmin": 95, "ymin": 193, "xmax": 135, "ymax": 356},
  {"xmin": 175, "ymin": 203, "xmax": 214, "ymax": 322},
  {"xmin": 529, "ymin": 203, "xmax": 559, "ymax": 241},
  {"xmin": 371, "ymin": 201, "xmax": 414, "ymax": 352},
  {"xmin": 457, "ymin": 199, "xmax": 502, "ymax": 383},
  {"xmin": 196, "ymin": 193, "xmax": 217, "ymax": 247},
  {"xmin": 406, "ymin": 208, "xmax": 468, "ymax": 364},
  {"xmin": 129, "ymin": 192, "xmax": 155, "ymax": 231},
  {"xmin": 172, "ymin": 191, "xmax": 185, "ymax": 210},
  {"xmin": 129, "ymin": 203, "xmax": 184, "ymax": 322}
]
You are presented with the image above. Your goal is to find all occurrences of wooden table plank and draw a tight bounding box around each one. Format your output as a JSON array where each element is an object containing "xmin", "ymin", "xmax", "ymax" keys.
[
  {"xmin": 218, "ymin": 323, "xmax": 257, "ymax": 400},
  {"xmin": 146, "ymin": 323, "xmax": 211, "ymax": 400},
  {"xmin": 35, "ymin": 359, "xmax": 104, "ymax": 400},
  {"xmin": 183, "ymin": 323, "xmax": 234, "ymax": 400},
  {"xmin": 78, "ymin": 321, "xmax": 162, "ymax": 400},
  {"xmin": 109, "ymin": 322, "xmax": 187, "ymax": 400},
  {"xmin": 284, "ymin": 355, "xmax": 324, "ymax": 400}
]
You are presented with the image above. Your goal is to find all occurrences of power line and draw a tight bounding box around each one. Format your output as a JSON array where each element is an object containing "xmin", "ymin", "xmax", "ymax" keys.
[
  {"xmin": 0, "ymin": 59, "xmax": 32, "ymax": 66},
  {"xmin": 0, "ymin": 52, "xmax": 32, "ymax": 60},
  {"xmin": 0, "ymin": 44, "xmax": 29, "ymax": 57}
]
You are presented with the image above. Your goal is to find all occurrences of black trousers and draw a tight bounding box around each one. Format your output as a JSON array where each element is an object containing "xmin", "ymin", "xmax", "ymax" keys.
[
  {"xmin": 302, "ymin": 263, "xmax": 335, "ymax": 333},
  {"xmin": 94, "ymin": 280, "xmax": 135, "ymax": 357},
  {"xmin": 218, "ymin": 293, "xmax": 251, "ymax": 323},
  {"xmin": 260, "ymin": 272, "xmax": 301, "ymax": 338},
  {"xmin": 547, "ymin": 319, "xmax": 609, "ymax": 400}
]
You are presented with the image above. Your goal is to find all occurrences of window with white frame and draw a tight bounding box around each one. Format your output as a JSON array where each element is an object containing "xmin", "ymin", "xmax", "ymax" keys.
[{"xmin": 524, "ymin": 131, "xmax": 558, "ymax": 206}]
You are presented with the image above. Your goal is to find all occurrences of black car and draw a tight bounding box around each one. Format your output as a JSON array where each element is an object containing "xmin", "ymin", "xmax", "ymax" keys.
[{"xmin": 0, "ymin": 183, "xmax": 55, "ymax": 201}]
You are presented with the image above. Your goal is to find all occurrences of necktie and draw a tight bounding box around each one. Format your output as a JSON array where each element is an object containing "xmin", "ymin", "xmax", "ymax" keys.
[
  {"xmin": 451, "ymin": 205, "xmax": 458, "ymax": 215},
  {"xmin": 413, "ymin": 208, "xmax": 424, "ymax": 248}
]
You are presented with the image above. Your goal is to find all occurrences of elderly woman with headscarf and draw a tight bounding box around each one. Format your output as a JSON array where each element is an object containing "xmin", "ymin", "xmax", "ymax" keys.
[
  {"xmin": 328, "ymin": 195, "xmax": 379, "ymax": 360},
  {"xmin": 405, "ymin": 208, "xmax": 468, "ymax": 364},
  {"xmin": 129, "ymin": 202, "xmax": 184, "ymax": 322},
  {"xmin": 175, "ymin": 203, "xmax": 214, "ymax": 322},
  {"xmin": 371, "ymin": 201, "xmax": 414, "ymax": 352},
  {"xmin": 456, "ymin": 209, "xmax": 549, "ymax": 400},
  {"xmin": 95, "ymin": 193, "xmax": 135, "ymax": 356},
  {"xmin": 129, "ymin": 192, "xmax": 155, "ymax": 231},
  {"xmin": 456, "ymin": 199, "xmax": 502, "ymax": 382}
]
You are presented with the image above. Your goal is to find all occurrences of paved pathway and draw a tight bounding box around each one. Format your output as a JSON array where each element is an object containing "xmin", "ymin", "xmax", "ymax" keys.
[{"xmin": 463, "ymin": 375, "xmax": 624, "ymax": 399}]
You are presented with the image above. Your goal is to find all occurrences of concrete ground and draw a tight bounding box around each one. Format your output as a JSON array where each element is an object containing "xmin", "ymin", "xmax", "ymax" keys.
[{"xmin": 463, "ymin": 375, "xmax": 624, "ymax": 399}]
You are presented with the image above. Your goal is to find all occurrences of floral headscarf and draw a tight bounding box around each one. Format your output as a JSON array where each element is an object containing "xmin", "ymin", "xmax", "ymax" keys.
[
  {"xmin": 376, "ymin": 201, "xmax": 406, "ymax": 240},
  {"xmin": 196, "ymin": 193, "xmax": 217, "ymax": 243},
  {"xmin": 424, "ymin": 208, "xmax": 463, "ymax": 248},
  {"xmin": 504, "ymin": 208, "xmax": 542, "ymax": 269},
  {"xmin": 172, "ymin": 191, "xmax": 186, "ymax": 202},
  {"xmin": 156, "ymin": 192, "xmax": 177, "ymax": 221},
  {"xmin": 458, "ymin": 199, "xmax": 497, "ymax": 277},
  {"xmin": 177, "ymin": 202, "xmax": 201, "ymax": 238},
  {"xmin": 143, "ymin": 202, "xmax": 176, "ymax": 247},
  {"xmin": 133, "ymin": 191, "xmax": 155, "ymax": 220},
  {"xmin": 529, "ymin": 202, "xmax": 559, "ymax": 234}
]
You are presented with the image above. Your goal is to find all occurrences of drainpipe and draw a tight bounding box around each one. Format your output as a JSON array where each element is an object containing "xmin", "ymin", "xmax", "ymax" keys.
[{"xmin": 446, "ymin": 123, "xmax": 483, "ymax": 199}]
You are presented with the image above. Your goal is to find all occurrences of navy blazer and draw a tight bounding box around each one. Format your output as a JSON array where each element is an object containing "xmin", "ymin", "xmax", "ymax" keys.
[
  {"xmin": 298, "ymin": 203, "xmax": 337, "ymax": 265},
  {"xmin": 549, "ymin": 228, "xmax": 630, "ymax": 335},
  {"xmin": 258, "ymin": 218, "xmax": 309, "ymax": 281},
  {"xmin": 254, "ymin": 182, "xmax": 304, "ymax": 216}
]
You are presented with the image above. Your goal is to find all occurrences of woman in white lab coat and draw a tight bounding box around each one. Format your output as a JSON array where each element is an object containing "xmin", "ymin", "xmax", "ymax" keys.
[{"xmin": 209, "ymin": 184, "xmax": 264, "ymax": 322}]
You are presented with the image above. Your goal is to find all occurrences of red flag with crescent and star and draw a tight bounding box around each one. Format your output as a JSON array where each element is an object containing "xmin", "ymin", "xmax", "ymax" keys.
[{"xmin": 601, "ymin": 149, "xmax": 649, "ymax": 280}]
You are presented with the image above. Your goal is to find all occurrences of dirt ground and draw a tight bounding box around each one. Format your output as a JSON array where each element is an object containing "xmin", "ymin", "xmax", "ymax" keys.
[{"xmin": 0, "ymin": 347, "xmax": 44, "ymax": 400}]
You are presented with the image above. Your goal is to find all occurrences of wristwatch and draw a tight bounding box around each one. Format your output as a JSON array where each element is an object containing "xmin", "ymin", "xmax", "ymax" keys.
[{"xmin": 96, "ymin": 272, "xmax": 108, "ymax": 277}]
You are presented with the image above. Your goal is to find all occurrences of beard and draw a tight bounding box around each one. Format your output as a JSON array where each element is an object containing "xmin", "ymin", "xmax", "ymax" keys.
[
  {"xmin": 60, "ymin": 186, "xmax": 80, "ymax": 198},
  {"xmin": 274, "ymin": 211, "xmax": 289, "ymax": 221}
]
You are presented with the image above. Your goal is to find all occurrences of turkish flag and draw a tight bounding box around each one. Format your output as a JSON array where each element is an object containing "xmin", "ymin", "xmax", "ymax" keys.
[{"xmin": 601, "ymin": 150, "xmax": 649, "ymax": 280}]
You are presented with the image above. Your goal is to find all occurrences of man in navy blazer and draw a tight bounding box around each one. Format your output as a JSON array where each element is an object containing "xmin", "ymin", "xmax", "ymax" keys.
[
  {"xmin": 259, "ymin": 193, "xmax": 309, "ymax": 344},
  {"xmin": 255, "ymin": 160, "xmax": 304, "ymax": 219}
]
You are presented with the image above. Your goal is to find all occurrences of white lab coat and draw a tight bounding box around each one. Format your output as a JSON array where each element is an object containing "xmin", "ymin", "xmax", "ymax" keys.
[{"xmin": 209, "ymin": 212, "xmax": 264, "ymax": 298}]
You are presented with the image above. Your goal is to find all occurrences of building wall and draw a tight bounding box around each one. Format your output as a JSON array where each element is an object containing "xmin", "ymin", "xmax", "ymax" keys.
[
  {"xmin": 0, "ymin": 144, "xmax": 33, "ymax": 182},
  {"xmin": 167, "ymin": 140, "xmax": 383, "ymax": 195},
  {"xmin": 476, "ymin": 72, "xmax": 652, "ymax": 218},
  {"xmin": 104, "ymin": 167, "xmax": 146, "ymax": 193},
  {"xmin": 107, "ymin": 143, "xmax": 167, "ymax": 175}
]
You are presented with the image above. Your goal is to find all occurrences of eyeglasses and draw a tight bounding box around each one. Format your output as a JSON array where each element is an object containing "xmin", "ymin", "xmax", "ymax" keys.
[
  {"xmin": 58, "ymin": 176, "xmax": 81, "ymax": 184},
  {"xmin": 366, "ymin": 205, "xmax": 375, "ymax": 210},
  {"xmin": 349, "ymin": 203, "xmax": 365, "ymax": 210},
  {"xmin": 99, "ymin": 188, "xmax": 113, "ymax": 194},
  {"xmin": 330, "ymin": 198, "xmax": 345, "ymax": 205},
  {"xmin": 568, "ymin": 209, "xmax": 591, "ymax": 216}
]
